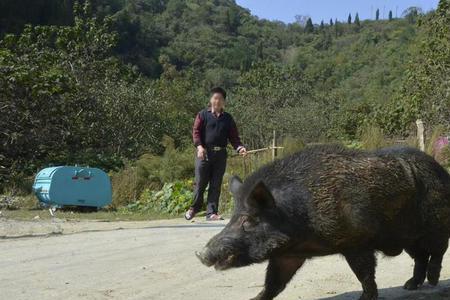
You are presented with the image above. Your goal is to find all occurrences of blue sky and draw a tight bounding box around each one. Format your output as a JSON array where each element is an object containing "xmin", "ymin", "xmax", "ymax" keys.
[{"xmin": 235, "ymin": 0, "xmax": 439, "ymax": 24}]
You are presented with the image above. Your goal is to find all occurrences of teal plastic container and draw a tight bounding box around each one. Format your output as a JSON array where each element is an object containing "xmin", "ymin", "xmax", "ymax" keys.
[{"xmin": 32, "ymin": 166, "xmax": 112, "ymax": 208}]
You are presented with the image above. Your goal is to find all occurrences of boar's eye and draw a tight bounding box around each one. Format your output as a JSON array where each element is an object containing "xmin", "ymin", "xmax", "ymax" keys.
[
  {"xmin": 242, "ymin": 220, "xmax": 253, "ymax": 232},
  {"xmin": 240, "ymin": 215, "xmax": 257, "ymax": 232}
]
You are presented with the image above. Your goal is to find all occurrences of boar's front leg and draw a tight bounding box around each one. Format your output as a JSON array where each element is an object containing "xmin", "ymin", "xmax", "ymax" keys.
[
  {"xmin": 344, "ymin": 251, "xmax": 378, "ymax": 300},
  {"xmin": 251, "ymin": 256, "xmax": 305, "ymax": 300}
]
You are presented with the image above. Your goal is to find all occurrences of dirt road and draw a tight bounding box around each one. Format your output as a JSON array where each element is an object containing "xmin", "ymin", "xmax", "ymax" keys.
[{"xmin": 1, "ymin": 218, "xmax": 450, "ymax": 300}]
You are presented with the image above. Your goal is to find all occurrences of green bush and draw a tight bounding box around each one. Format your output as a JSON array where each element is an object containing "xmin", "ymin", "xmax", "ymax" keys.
[
  {"xmin": 343, "ymin": 140, "xmax": 364, "ymax": 150},
  {"xmin": 127, "ymin": 180, "xmax": 194, "ymax": 215},
  {"xmin": 136, "ymin": 136, "xmax": 194, "ymax": 184},
  {"xmin": 110, "ymin": 135, "xmax": 195, "ymax": 208}
]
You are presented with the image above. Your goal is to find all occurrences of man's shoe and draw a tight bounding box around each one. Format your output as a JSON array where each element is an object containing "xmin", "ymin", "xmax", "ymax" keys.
[
  {"xmin": 185, "ymin": 208, "xmax": 196, "ymax": 220},
  {"xmin": 206, "ymin": 214, "xmax": 224, "ymax": 221}
]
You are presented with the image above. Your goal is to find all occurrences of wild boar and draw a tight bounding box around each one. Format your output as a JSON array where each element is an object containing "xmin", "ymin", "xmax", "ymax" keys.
[{"xmin": 197, "ymin": 145, "xmax": 450, "ymax": 300}]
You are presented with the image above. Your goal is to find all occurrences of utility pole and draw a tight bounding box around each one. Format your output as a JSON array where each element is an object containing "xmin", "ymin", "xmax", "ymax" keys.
[
  {"xmin": 416, "ymin": 120, "xmax": 425, "ymax": 151},
  {"xmin": 272, "ymin": 130, "xmax": 277, "ymax": 161}
]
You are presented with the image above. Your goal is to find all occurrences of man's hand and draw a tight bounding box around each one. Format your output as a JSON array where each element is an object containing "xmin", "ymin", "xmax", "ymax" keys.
[
  {"xmin": 238, "ymin": 147, "xmax": 247, "ymax": 156},
  {"xmin": 197, "ymin": 145, "xmax": 206, "ymax": 160}
]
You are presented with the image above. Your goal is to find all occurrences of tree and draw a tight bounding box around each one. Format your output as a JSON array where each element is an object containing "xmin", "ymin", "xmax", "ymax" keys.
[
  {"xmin": 389, "ymin": 10, "xmax": 393, "ymax": 21},
  {"xmin": 384, "ymin": 0, "xmax": 450, "ymax": 133},
  {"xmin": 0, "ymin": 1, "xmax": 207, "ymax": 189},
  {"xmin": 334, "ymin": 19, "xmax": 340, "ymax": 37},
  {"xmin": 295, "ymin": 15, "xmax": 311, "ymax": 27},
  {"xmin": 355, "ymin": 13, "xmax": 360, "ymax": 26},
  {"xmin": 402, "ymin": 7, "xmax": 423, "ymax": 24},
  {"xmin": 0, "ymin": 0, "xmax": 425, "ymax": 191},
  {"xmin": 348, "ymin": 13, "xmax": 352, "ymax": 24},
  {"xmin": 256, "ymin": 40, "xmax": 264, "ymax": 61},
  {"xmin": 376, "ymin": 8, "xmax": 380, "ymax": 20},
  {"xmin": 320, "ymin": 20, "xmax": 325, "ymax": 31},
  {"xmin": 231, "ymin": 63, "xmax": 322, "ymax": 147},
  {"xmin": 304, "ymin": 18, "xmax": 314, "ymax": 33},
  {"xmin": 225, "ymin": 6, "xmax": 241, "ymax": 34}
]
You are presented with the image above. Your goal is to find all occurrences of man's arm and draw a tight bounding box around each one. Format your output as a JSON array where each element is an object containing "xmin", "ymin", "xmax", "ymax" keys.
[
  {"xmin": 228, "ymin": 117, "xmax": 246, "ymax": 153},
  {"xmin": 193, "ymin": 113, "xmax": 204, "ymax": 147},
  {"xmin": 193, "ymin": 112, "xmax": 207, "ymax": 160}
]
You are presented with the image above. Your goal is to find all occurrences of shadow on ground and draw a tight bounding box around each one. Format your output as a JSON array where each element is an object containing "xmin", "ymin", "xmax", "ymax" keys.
[{"xmin": 318, "ymin": 280, "xmax": 450, "ymax": 300}]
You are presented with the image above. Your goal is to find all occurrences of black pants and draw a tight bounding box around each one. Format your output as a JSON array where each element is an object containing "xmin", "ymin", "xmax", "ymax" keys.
[{"xmin": 191, "ymin": 149, "xmax": 227, "ymax": 216}]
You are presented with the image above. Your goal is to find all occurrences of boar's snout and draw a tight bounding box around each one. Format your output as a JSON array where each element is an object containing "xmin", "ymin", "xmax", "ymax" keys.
[
  {"xmin": 195, "ymin": 248, "xmax": 214, "ymax": 267},
  {"xmin": 196, "ymin": 246, "xmax": 238, "ymax": 270},
  {"xmin": 196, "ymin": 246, "xmax": 239, "ymax": 271},
  {"xmin": 196, "ymin": 233, "xmax": 245, "ymax": 270}
]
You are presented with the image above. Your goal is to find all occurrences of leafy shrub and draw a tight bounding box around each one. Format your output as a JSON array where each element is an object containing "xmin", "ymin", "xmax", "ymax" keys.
[
  {"xmin": 358, "ymin": 124, "xmax": 387, "ymax": 150},
  {"xmin": 111, "ymin": 135, "xmax": 195, "ymax": 208},
  {"xmin": 343, "ymin": 140, "xmax": 364, "ymax": 150},
  {"xmin": 136, "ymin": 136, "xmax": 194, "ymax": 184},
  {"xmin": 127, "ymin": 180, "xmax": 194, "ymax": 215}
]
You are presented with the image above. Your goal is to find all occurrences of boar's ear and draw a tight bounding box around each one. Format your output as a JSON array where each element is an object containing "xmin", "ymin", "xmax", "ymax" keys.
[
  {"xmin": 229, "ymin": 175, "xmax": 243, "ymax": 195},
  {"xmin": 248, "ymin": 181, "xmax": 275, "ymax": 209}
]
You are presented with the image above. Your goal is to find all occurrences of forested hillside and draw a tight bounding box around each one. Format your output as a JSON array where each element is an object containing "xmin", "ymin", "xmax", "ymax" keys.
[{"xmin": 1, "ymin": 0, "xmax": 449, "ymax": 196}]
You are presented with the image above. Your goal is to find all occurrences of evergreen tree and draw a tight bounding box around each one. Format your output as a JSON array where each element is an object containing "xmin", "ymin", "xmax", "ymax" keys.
[
  {"xmin": 334, "ymin": 19, "xmax": 339, "ymax": 37},
  {"xmin": 389, "ymin": 10, "xmax": 393, "ymax": 21},
  {"xmin": 437, "ymin": 0, "xmax": 450, "ymax": 17},
  {"xmin": 376, "ymin": 8, "xmax": 380, "ymax": 20},
  {"xmin": 394, "ymin": 0, "xmax": 450, "ymax": 131},
  {"xmin": 330, "ymin": 18, "xmax": 334, "ymax": 26},
  {"xmin": 320, "ymin": 20, "xmax": 325, "ymax": 31},
  {"xmin": 305, "ymin": 17, "xmax": 314, "ymax": 33},
  {"xmin": 355, "ymin": 13, "xmax": 360, "ymax": 26},
  {"xmin": 348, "ymin": 13, "xmax": 352, "ymax": 24},
  {"xmin": 256, "ymin": 40, "xmax": 264, "ymax": 61}
]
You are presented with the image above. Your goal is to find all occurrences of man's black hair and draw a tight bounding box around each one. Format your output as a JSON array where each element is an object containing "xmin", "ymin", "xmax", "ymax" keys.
[{"xmin": 211, "ymin": 87, "xmax": 227, "ymax": 99}]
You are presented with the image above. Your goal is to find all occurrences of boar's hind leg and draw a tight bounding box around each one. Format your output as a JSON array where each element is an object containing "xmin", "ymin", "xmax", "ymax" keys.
[
  {"xmin": 404, "ymin": 244, "xmax": 429, "ymax": 290},
  {"xmin": 251, "ymin": 256, "xmax": 305, "ymax": 300},
  {"xmin": 344, "ymin": 251, "xmax": 378, "ymax": 300},
  {"xmin": 427, "ymin": 238, "xmax": 448, "ymax": 286}
]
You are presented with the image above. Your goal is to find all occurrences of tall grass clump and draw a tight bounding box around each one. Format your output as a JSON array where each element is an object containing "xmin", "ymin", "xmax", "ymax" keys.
[
  {"xmin": 359, "ymin": 124, "xmax": 387, "ymax": 150},
  {"xmin": 279, "ymin": 137, "xmax": 305, "ymax": 157},
  {"xmin": 111, "ymin": 136, "xmax": 194, "ymax": 209}
]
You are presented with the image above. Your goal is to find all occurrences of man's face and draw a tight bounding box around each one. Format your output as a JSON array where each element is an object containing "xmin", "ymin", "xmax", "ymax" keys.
[{"xmin": 210, "ymin": 93, "xmax": 225, "ymax": 110}]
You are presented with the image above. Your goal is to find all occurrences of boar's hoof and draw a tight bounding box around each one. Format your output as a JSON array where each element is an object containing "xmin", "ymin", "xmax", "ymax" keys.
[
  {"xmin": 359, "ymin": 293, "xmax": 378, "ymax": 300},
  {"xmin": 427, "ymin": 272, "xmax": 439, "ymax": 286},
  {"xmin": 249, "ymin": 291, "xmax": 270, "ymax": 300},
  {"xmin": 427, "ymin": 264, "xmax": 441, "ymax": 286},
  {"xmin": 403, "ymin": 278, "xmax": 422, "ymax": 290}
]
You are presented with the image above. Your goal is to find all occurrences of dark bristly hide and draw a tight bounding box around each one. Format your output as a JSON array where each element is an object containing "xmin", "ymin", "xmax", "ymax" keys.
[{"xmin": 197, "ymin": 144, "xmax": 450, "ymax": 300}]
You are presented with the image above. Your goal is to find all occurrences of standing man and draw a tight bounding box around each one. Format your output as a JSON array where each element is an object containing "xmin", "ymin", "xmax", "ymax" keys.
[{"xmin": 185, "ymin": 87, "xmax": 247, "ymax": 221}]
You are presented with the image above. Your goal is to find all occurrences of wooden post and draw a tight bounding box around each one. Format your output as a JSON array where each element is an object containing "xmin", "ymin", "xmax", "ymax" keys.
[
  {"xmin": 416, "ymin": 119, "xmax": 425, "ymax": 151},
  {"xmin": 272, "ymin": 130, "xmax": 277, "ymax": 161}
]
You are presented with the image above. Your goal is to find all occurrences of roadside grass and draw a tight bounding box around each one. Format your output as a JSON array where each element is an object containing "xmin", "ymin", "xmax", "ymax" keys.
[{"xmin": 0, "ymin": 209, "xmax": 177, "ymax": 222}]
